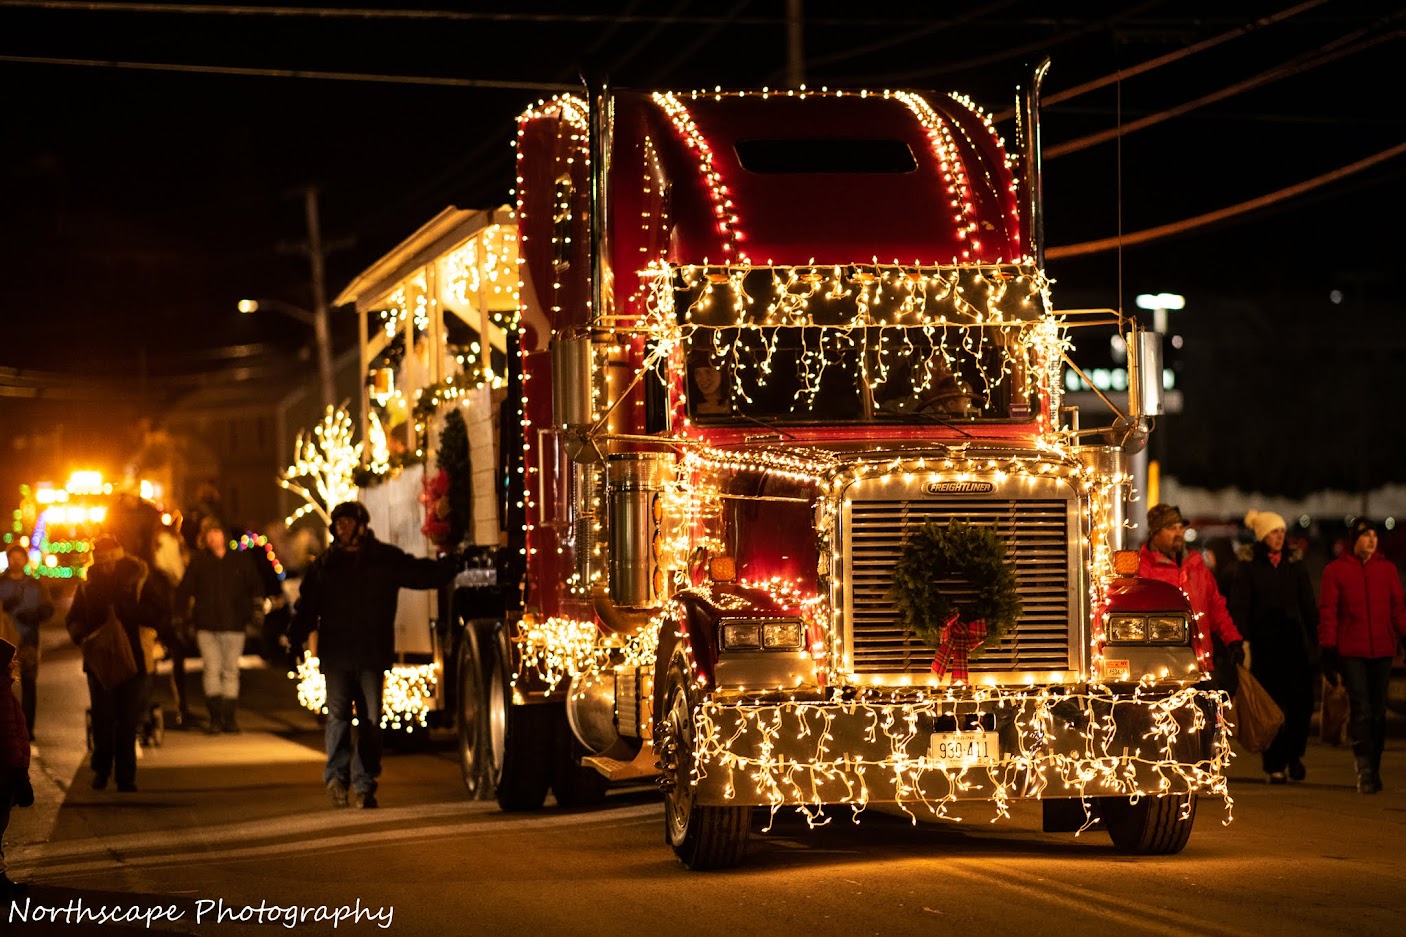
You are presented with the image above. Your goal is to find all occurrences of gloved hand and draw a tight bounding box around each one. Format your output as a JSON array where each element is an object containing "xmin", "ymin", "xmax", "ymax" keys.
[
  {"xmin": 15, "ymin": 776, "xmax": 34, "ymax": 808},
  {"xmin": 1228, "ymin": 640, "xmax": 1246, "ymax": 669},
  {"xmin": 1320, "ymin": 646, "xmax": 1340, "ymax": 685},
  {"xmin": 280, "ymin": 636, "xmax": 304, "ymax": 675}
]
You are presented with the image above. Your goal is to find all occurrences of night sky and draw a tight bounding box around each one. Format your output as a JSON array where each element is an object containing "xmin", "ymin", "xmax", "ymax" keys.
[{"xmin": 1, "ymin": 0, "xmax": 1402, "ymax": 501}]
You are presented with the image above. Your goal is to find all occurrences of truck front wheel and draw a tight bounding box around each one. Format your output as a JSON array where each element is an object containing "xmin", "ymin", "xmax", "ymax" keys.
[
  {"xmin": 494, "ymin": 627, "xmax": 553, "ymax": 811},
  {"xmin": 1102, "ymin": 793, "xmax": 1197, "ymax": 854},
  {"xmin": 659, "ymin": 658, "xmax": 749, "ymax": 870},
  {"xmin": 455, "ymin": 622, "xmax": 503, "ymax": 798}
]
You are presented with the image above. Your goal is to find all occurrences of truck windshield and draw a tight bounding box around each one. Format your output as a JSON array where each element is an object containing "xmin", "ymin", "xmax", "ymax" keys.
[{"xmin": 684, "ymin": 326, "xmax": 1036, "ymax": 425}]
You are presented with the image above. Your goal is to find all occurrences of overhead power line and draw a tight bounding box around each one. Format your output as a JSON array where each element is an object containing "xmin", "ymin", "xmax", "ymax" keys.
[
  {"xmin": 991, "ymin": 0, "xmax": 1330, "ymax": 120},
  {"xmin": 836, "ymin": 0, "xmax": 1164, "ymax": 84},
  {"xmin": 1046, "ymin": 141, "xmax": 1406, "ymax": 259},
  {"xmin": 0, "ymin": 54, "xmax": 577, "ymax": 92},
  {"xmin": 0, "ymin": 0, "xmax": 969, "ymax": 27},
  {"xmin": 802, "ymin": 1, "xmax": 1021, "ymax": 72},
  {"xmin": 1045, "ymin": 27, "xmax": 1401, "ymax": 158}
]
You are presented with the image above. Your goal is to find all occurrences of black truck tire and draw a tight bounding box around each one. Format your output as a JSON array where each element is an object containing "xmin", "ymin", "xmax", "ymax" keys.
[
  {"xmin": 549, "ymin": 705, "xmax": 609, "ymax": 807},
  {"xmin": 494, "ymin": 628, "xmax": 553, "ymax": 811},
  {"xmin": 455, "ymin": 622, "xmax": 502, "ymax": 798},
  {"xmin": 1103, "ymin": 793, "xmax": 1197, "ymax": 854},
  {"xmin": 660, "ymin": 655, "xmax": 749, "ymax": 870}
]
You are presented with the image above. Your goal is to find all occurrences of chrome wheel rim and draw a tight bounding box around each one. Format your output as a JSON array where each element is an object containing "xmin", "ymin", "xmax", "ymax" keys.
[{"xmin": 663, "ymin": 680, "xmax": 694, "ymax": 845}]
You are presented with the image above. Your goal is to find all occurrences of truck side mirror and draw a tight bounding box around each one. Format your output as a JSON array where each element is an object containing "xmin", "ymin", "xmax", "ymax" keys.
[{"xmin": 1126, "ymin": 325, "xmax": 1164, "ymax": 421}]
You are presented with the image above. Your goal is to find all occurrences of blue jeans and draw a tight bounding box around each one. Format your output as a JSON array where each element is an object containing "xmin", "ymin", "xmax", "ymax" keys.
[
  {"xmin": 1340, "ymin": 656, "xmax": 1392, "ymax": 766},
  {"xmin": 323, "ymin": 669, "xmax": 384, "ymax": 795}
]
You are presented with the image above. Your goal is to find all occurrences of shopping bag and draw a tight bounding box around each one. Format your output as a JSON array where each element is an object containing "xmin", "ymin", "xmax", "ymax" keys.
[
  {"xmin": 81, "ymin": 606, "xmax": 139, "ymax": 690},
  {"xmin": 1319, "ymin": 675, "xmax": 1350, "ymax": 746},
  {"xmin": 1231, "ymin": 665, "xmax": 1284, "ymax": 754}
]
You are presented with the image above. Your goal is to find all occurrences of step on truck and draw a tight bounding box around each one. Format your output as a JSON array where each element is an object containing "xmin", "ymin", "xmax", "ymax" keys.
[{"xmin": 331, "ymin": 74, "xmax": 1231, "ymax": 869}]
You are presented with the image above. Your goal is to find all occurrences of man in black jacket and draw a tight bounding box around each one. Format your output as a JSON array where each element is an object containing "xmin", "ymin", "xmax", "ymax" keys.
[{"xmin": 287, "ymin": 502, "xmax": 454, "ymax": 809}]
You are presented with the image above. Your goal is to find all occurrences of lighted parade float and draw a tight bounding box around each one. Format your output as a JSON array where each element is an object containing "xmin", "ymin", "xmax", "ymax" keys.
[{"xmin": 287, "ymin": 74, "xmax": 1229, "ymax": 868}]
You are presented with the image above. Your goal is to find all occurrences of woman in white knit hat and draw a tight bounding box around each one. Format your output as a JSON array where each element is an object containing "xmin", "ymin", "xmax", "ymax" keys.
[{"xmin": 1229, "ymin": 510, "xmax": 1317, "ymax": 783}]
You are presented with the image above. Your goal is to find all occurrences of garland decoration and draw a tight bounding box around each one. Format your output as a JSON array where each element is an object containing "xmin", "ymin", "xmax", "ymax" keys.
[
  {"xmin": 421, "ymin": 408, "xmax": 471, "ymax": 553},
  {"xmin": 887, "ymin": 520, "xmax": 1022, "ymax": 682},
  {"xmin": 352, "ymin": 451, "xmax": 424, "ymax": 489}
]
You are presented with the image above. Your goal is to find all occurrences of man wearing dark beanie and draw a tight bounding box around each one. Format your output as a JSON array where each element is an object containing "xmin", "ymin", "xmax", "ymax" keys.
[
  {"xmin": 1319, "ymin": 518, "xmax": 1406, "ymax": 794},
  {"xmin": 1138, "ymin": 504, "xmax": 1244, "ymax": 694}
]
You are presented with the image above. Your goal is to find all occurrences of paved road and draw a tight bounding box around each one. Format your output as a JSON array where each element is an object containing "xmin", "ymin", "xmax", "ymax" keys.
[{"xmin": 7, "ymin": 617, "xmax": 1406, "ymax": 936}]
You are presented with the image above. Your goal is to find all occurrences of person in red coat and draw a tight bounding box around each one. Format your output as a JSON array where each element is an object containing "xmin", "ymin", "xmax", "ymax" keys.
[
  {"xmin": 1, "ymin": 637, "xmax": 35, "ymax": 900},
  {"xmin": 1318, "ymin": 517, "xmax": 1406, "ymax": 794},
  {"xmin": 1138, "ymin": 504, "xmax": 1244, "ymax": 692}
]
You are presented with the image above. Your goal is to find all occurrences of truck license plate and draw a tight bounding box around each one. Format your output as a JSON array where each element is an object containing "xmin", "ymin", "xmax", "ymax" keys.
[{"xmin": 927, "ymin": 731, "xmax": 999, "ymax": 766}]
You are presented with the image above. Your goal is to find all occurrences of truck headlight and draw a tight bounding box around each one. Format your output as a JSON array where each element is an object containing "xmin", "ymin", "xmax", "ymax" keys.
[
  {"xmin": 761, "ymin": 621, "xmax": 804, "ymax": 649},
  {"xmin": 721, "ymin": 623, "xmax": 761, "ymax": 650},
  {"xmin": 1146, "ymin": 616, "xmax": 1188, "ymax": 643},
  {"xmin": 1106, "ymin": 614, "xmax": 1189, "ymax": 645},
  {"xmin": 1107, "ymin": 615, "xmax": 1146, "ymax": 643},
  {"xmin": 721, "ymin": 619, "xmax": 805, "ymax": 651}
]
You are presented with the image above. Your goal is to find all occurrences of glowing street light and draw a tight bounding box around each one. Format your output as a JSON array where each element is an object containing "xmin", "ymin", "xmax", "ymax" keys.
[
  {"xmin": 1135, "ymin": 292, "xmax": 1184, "ymax": 334},
  {"xmin": 238, "ymin": 297, "xmax": 334, "ymax": 409}
]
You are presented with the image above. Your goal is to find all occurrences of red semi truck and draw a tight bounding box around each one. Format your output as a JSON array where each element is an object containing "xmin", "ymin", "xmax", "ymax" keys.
[{"xmin": 331, "ymin": 78, "xmax": 1230, "ymax": 869}]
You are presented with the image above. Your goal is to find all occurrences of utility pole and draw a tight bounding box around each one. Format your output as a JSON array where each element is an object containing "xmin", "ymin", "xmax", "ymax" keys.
[
  {"xmin": 300, "ymin": 186, "xmax": 337, "ymax": 412},
  {"xmin": 786, "ymin": 0, "xmax": 805, "ymax": 89}
]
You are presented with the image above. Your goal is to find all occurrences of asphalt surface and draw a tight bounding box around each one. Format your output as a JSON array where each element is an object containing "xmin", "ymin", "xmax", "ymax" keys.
[{"xmin": 6, "ymin": 612, "xmax": 1406, "ymax": 936}]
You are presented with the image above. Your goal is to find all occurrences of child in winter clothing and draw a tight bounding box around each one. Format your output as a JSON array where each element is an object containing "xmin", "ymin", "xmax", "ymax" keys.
[{"xmin": 1, "ymin": 637, "xmax": 34, "ymax": 900}]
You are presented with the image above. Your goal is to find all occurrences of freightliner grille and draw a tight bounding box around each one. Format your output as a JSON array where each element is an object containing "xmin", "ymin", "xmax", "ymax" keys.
[{"xmin": 845, "ymin": 498, "xmax": 1074, "ymax": 674}]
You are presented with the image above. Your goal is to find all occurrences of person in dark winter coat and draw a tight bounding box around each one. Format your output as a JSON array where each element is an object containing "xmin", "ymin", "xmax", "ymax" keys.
[
  {"xmin": 176, "ymin": 518, "xmax": 264, "ymax": 734},
  {"xmin": 287, "ymin": 502, "xmax": 454, "ymax": 809},
  {"xmin": 1230, "ymin": 510, "xmax": 1318, "ymax": 784},
  {"xmin": 109, "ymin": 500, "xmax": 187, "ymax": 721},
  {"xmin": 1319, "ymin": 517, "xmax": 1406, "ymax": 794},
  {"xmin": 66, "ymin": 536, "xmax": 166, "ymax": 792},
  {"xmin": 1138, "ymin": 504, "xmax": 1245, "ymax": 693},
  {"xmin": 1, "ymin": 637, "xmax": 35, "ymax": 901},
  {"xmin": 0, "ymin": 544, "xmax": 53, "ymax": 739}
]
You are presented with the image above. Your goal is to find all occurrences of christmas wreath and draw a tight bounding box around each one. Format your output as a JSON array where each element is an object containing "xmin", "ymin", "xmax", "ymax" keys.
[
  {"xmin": 887, "ymin": 520, "xmax": 1022, "ymax": 681},
  {"xmin": 420, "ymin": 409, "xmax": 472, "ymax": 554}
]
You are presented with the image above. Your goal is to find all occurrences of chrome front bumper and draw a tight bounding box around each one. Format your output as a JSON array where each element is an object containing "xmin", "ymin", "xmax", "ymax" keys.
[{"xmin": 690, "ymin": 685, "xmax": 1228, "ymax": 808}]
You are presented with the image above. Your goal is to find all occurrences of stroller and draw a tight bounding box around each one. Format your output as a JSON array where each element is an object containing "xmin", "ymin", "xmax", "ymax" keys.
[{"xmin": 138, "ymin": 625, "xmax": 166, "ymax": 747}]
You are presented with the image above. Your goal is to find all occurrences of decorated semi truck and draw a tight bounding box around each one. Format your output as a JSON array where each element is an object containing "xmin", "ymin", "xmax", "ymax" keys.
[{"xmin": 331, "ymin": 76, "xmax": 1229, "ymax": 869}]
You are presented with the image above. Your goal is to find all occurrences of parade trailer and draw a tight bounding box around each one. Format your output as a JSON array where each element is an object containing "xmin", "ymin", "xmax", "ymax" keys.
[{"xmin": 332, "ymin": 77, "xmax": 1229, "ymax": 869}]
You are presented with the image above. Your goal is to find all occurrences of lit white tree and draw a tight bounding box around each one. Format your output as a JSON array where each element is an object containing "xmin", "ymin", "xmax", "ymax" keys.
[{"xmin": 278, "ymin": 405, "xmax": 361, "ymax": 531}]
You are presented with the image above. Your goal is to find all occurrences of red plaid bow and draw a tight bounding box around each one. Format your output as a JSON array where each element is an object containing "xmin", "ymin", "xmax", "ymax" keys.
[{"xmin": 930, "ymin": 613, "xmax": 988, "ymax": 684}]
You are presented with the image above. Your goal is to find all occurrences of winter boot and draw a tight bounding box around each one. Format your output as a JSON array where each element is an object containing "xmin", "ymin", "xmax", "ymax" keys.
[
  {"xmin": 204, "ymin": 696, "xmax": 224, "ymax": 735},
  {"xmin": 222, "ymin": 698, "xmax": 242, "ymax": 734},
  {"xmin": 1356, "ymin": 756, "xmax": 1380, "ymax": 794}
]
